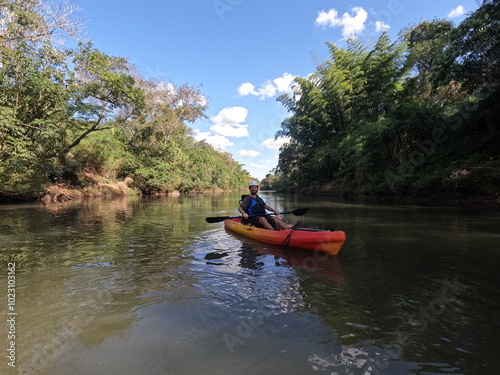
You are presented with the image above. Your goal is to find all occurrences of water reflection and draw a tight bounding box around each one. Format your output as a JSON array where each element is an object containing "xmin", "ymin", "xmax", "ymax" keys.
[
  {"xmin": 217, "ymin": 229, "xmax": 346, "ymax": 283},
  {"xmin": 0, "ymin": 194, "xmax": 499, "ymax": 374}
]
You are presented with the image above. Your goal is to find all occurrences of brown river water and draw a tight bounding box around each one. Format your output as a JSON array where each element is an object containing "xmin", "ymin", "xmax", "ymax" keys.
[{"xmin": 0, "ymin": 192, "xmax": 499, "ymax": 374}]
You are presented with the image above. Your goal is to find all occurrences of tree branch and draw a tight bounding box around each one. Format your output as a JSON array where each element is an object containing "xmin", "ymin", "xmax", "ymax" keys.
[{"xmin": 60, "ymin": 117, "xmax": 108, "ymax": 154}]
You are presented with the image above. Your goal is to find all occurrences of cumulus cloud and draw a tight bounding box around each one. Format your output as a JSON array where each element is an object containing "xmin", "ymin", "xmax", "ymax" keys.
[
  {"xmin": 375, "ymin": 21, "xmax": 390, "ymax": 32},
  {"xmin": 238, "ymin": 73, "xmax": 295, "ymax": 99},
  {"xmin": 316, "ymin": 9, "xmax": 342, "ymax": 27},
  {"xmin": 273, "ymin": 73, "xmax": 295, "ymax": 94},
  {"xmin": 211, "ymin": 123, "xmax": 249, "ymax": 137},
  {"xmin": 448, "ymin": 5, "xmax": 465, "ymax": 18},
  {"xmin": 193, "ymin": 130, "xmax": 233, "ymax": 150},
  {"xmin": 193, "ymin": 106, "xmax": 250, "ymax": 150},
  {"xmin": 210, "ymin": 106, "xmax": 249, "ymax": 138},
  {"xmin": 261, "ymin": 136, "xmax": 291, "ymax": 150},
  {"xmin": 316, "ymin": 7, "xmax": 368, "ymax": 39},
  {"xmin": 238, "ymin": 149, "xmax": 260, "ymax": 157},
  {"xmin": 258, "ymin": 81, "xmax": 277, "ymax": 99},
  {"xmin": 237, "ymin": 82, "xmax": 258, "ymax": 96}
]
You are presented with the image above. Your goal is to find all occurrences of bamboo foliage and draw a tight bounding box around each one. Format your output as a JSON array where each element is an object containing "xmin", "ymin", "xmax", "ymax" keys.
[{"xmin": 271, "ymin": 2, "xmax": 499, "ymax": 197}]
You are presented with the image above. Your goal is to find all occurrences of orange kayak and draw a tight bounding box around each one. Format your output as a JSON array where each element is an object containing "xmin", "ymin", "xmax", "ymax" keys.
[{"xmin": 224, "ymin": 218, "xmax": 346, "ymax": 255}]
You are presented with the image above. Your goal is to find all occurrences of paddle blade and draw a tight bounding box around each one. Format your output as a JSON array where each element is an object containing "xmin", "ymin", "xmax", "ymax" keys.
[
  {"xmin": 291, "ymin": 208, "xmax": 309, "ymax": 216},
  {"xmin": 205, "ymin": 216, "xmax": 231, "ymax": 223}
]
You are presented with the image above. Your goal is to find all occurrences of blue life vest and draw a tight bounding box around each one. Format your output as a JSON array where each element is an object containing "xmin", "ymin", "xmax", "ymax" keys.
[{"xmin": 244, "ymin": 195, "xmax": 266, "ymax": 215}]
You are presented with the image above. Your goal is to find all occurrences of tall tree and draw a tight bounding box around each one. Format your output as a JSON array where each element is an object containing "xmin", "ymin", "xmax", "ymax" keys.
[
  {"xmin": 402, "ymin": 20, "xmax": 453, "ymax": 100},
  {"xmin": 433, "ymin": 0, "xmax": 500, "ymax": 95},
  {"xmin": 64, "ymin": 42, "xmax": 145, "ymax": 155},
  {"xmin": 361, "ymin": 31, "xmax": 406, "ymax": 116},
  {"xmin": 0, "ymin": 0, "xmax": 81, "ymax": 192},
  {"xmin": 276, "ymin": 33, "xmax": 406, "ymax": 187},
  {"xmin": 1, "ymin": 1, "xmax": 142, "ymax": 192}
]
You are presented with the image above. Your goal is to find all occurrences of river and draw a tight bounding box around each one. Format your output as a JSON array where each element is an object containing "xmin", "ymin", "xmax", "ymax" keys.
[{"xmin": 0, "ymin": 192, "xmax": 499, "ymax": 375}]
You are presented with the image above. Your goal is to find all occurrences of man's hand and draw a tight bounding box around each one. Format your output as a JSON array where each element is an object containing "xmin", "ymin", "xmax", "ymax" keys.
[{"xmin": 242, "ymin": 213, "xmax": 249, "ymax": 219}]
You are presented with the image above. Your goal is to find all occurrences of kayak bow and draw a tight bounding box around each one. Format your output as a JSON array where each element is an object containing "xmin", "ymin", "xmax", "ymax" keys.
[{"xmin": 224, "ymin": 218, "xmax": 346, "ymax": 255}]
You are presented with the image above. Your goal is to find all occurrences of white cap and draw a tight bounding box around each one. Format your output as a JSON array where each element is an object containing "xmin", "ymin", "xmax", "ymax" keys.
[{"xmin": 248, "ymin": 180, "xmax": 259, "ymax": 187}]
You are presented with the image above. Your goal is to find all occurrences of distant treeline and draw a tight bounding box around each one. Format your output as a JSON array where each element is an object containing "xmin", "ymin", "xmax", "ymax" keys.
[
  {"xmin": 0, "ymin": 1, "xmax": 249, "ymax": 200},
  {"xmin": 262, "ymin": 0, "xmax": 499, "ymax": 200}
]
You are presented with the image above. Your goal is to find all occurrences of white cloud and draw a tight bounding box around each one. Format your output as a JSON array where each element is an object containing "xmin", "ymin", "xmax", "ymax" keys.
[
  {"xmin": 273, "ymin": 73, "xmax": 295, "ymax": 94},
  {"xmin": 316, "ymin": 7, "xmax": 368, "ymax": 39},
  {"xmin": 238, "ymin": 149, "xmax": 260, "ymax": 157},
  {"xmin": 212, "ymin": 106, "xmax": 247, "ymax": 126},
  {"xmin": 375, "ymin": 21, "xmax": 390, "ymax": 32},
  {"xmin": 258, "ymin": 81, "xmax": 277, "ymax": 99},
  {"xmin": 238, "ymin": 73, "xmax": 296, "ymax": 100},
  {"xmin": 193, "ymin": 130, "xmax": 233, "ymax": 150},
  {"xmin": 249, "ymin": 163, "xmax": 268, "ymax": 169},
  {"xmin": 340, "ymin": 7, "xmax": 368, "ymax": 38},
  {"xmin": 237, "ymin": 82, "xmax": 258, "ymax": 96},
  {"xmin": 448, "ymin": 5, "xmax": 465, "ymax": 18},
  {"xmin": 193, "ymin": 106, "xmax": 250, "ymax": 150},
  {"xmin": 211, "ymin": 123, "xmax": 249, "ymax": 137},
  {"xmin": 210, "ymin": 106, "xmax": 249, "ymax": 137},
  {"xmin": 261, "ymin": 136, "xmax": 291, "ymax": 150},
  {"xmin": 316, "ymin": 9, "xmax": 342, "ymax": 27}
]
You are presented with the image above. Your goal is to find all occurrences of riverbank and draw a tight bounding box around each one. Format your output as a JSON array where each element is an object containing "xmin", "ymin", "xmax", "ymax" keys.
[
  {"xmin": 0, "ymin": 179, "xmax": 138, "ymax": 204},
  {"xmin": 40, "ymin": 179, "xmax": 138, "ymax": 203},
  {"xmin": 271, "ymin": 182, "xmax": 500, "ymax": 208},
  {"xmin": 0, "ymin": 177, "xmax": 235, "ymax": 204}
]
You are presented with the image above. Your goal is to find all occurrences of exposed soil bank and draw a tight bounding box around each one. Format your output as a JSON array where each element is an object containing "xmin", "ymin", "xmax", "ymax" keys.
[
  {"xmin": 0, "ymin": 177, "xmax": 235, "ymax": 204},
  {"xmin": 40, "ymin": 179, "xmax": 137, "ymax": 203},
  {"xmin": 0, "ymin": 178, "xmax": 137, "ymax": 204}
]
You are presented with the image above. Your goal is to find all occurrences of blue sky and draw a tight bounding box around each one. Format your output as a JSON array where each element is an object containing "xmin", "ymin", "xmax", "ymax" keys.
[{"xmin": 73, "ymin": 0, "xmax": 479, "ymax": 180}]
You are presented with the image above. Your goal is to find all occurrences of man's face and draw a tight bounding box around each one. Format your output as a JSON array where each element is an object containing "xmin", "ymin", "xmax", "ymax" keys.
[{"xmin": 249, "ymin": 185, "xmax": 258, "ymax": 194}]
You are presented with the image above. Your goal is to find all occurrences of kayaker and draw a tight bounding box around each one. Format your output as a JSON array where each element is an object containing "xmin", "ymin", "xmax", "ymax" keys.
[{"xmin": 238, "ymin": 180, "xmax": 292, "ymax": 230}]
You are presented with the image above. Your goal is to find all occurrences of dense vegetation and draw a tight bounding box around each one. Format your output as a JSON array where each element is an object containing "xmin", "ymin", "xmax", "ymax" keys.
[
  {"xmin": 0, "ymin": 0, "xmax": 249, "ymax": 201},
  {"xmin": 264, "ymin": 0, "xmax": 499, "ymax": 200},
  {"xmin": 2, "ymin": 1, "xmax": 498, "ymax": 202}
]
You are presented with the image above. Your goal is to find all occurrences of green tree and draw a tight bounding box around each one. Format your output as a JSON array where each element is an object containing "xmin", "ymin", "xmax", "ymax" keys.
[
  {"xmin": 276, "ymin": 33, "xmax": 406, "ymax": 188},
  {"xmin": 0, "ymin": 0, "xmax": 79, "ymax": 193},
  {"xmin": 1, "ymin": 0, "xmax": 249, "ymax": 198},
  {"xmin": 361, "ymin": 31, "xmax": 406, "ymax": 117},
  {"xmin": 401, "ymin": 20, "xmax": 453, "ymax": 100},
  {"xmin": 433, "ymin": 0, "xmax": 500, "ymax": 94},
  {"xmin": 63, "ymin": 42, "xmax": 145, "ymax": 156}
]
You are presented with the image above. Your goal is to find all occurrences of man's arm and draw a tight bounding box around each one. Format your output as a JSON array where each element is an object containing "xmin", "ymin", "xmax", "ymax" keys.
[
  {"xmin": 238, "ymin": 206, "xmax": 248, "ymax": 218},
  {"xmin": 264, "ymin": 204, "xmax": 280, "ymax": 215},
  {"xmin": 239, "ymin": 197, "xmax": 250, "ymax": 218}
]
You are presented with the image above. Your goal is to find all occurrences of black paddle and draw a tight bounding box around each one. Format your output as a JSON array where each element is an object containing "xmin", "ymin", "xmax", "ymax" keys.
[{"xmin": 205, "ymin": 208, "xmax": 309, "ymax": 223}]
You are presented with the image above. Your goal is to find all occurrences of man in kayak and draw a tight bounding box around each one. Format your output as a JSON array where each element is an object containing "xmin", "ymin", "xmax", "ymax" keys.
[{"xmin": 238, "ymin": 180, "xmax": 292, "ymax": 230}]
